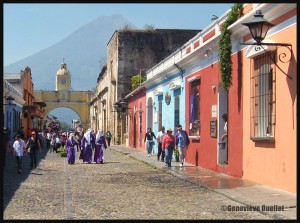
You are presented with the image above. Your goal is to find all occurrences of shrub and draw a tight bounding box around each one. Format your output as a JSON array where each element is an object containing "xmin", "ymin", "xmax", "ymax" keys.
[{"xmin": 60, "ymin": 151, "xmax": 67, "ymax": 157}]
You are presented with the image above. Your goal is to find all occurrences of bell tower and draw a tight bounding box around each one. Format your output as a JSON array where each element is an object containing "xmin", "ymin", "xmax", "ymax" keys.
[
  {"xmin": 56, "ymin": 59, "xmax": 71, "ymax": 91},
  {"xmin": 56, "ymin": 59, "xmax": 71, "ymax": 101}
]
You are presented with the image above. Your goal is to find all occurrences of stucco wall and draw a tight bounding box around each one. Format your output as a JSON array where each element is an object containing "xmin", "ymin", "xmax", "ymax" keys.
[{"xmin": 242, "ymin": 24, "xmax": 297, "ymax": 193}]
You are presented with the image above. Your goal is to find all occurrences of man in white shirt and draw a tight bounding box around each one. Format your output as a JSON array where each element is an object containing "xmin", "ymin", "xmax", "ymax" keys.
[
  {"xmin": 156, "ymin": 126, "xmax": 166, "ymax": 162},
  {"xmin": 13, "ymin": 134, "xmax": 26, "ymax": 173}
]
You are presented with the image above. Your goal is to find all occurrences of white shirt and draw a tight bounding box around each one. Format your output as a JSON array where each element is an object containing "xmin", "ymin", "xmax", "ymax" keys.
[
  {"xmin": 47, "ymin": 133, "xmax": 52, "ymax": 140},
  {"xmin": 157, "ymin": 131, "xmax": 166, "ymax": 143},
  {"xmin": 55, "ymin": 137, "xmax": 62, "ymax": 144},
  {"xmin": 13, "ymin": 139, "xmax": 26, "ymax": 156},
  {"xmin": 224, "ymin": 122, "xmax": 227, "ymax": 132}
]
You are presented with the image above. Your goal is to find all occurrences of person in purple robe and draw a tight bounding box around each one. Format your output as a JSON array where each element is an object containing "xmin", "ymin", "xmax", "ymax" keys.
[
  {"xmin": 66, "ymin": 133, "xmax": 78, "ymax": 165},
  {"xmin": 94, "ymin": 130, "xmax": 107, "ymax": 164},
  {"xmin": 81, "ymin": 129, "xmax": 95, "ymax": 164}
]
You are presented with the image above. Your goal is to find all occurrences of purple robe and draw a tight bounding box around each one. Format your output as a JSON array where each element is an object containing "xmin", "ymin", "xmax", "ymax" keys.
[
  {"xmin": 81, "ymin": 132, "xmax": 95, "ymax": 163},
  {"xmin": 94, "ymin": 136, "xmax": 107, "ymax": 163},
  {"xmin": 66, "ymin": 138, "xmax": 78, "ymax": 164}
]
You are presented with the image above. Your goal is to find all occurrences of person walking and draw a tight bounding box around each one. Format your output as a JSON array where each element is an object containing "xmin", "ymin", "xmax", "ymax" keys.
[
  {"xmin": 162, "ymin": 128, "xmax": 175, "ymax": 167},
  {"xmin": 81, "ymin": 128, "xmax": 95, "ymax": 163},
  {"xmin": 175, "ymin": 124, "xmax": 190, "ymax": 167},
  {"xmin": 66, "ymin": 133, "xmax": 78, "ymax": 165},
  {"xmin": 49, "ymin": 134, "xmax": 55, "ymax": 153},
  {"xmin": 94, "ymin": 130, "xmax": 107, "ymax": 164},
  {"xmin": 156, "ymin": 126, "xmax": 166, "ymax": 162},
  {"xmin": 46, "ymin": 131, "xmax": 52, "ymax": 149},
  {"xmin": 75, "ymin": 131, "xmax": 82, "ymax": 152},
  {"xmin": 105, "ymin": 130, "xmax": 112, "ymax": 147},
  {"xmin": 26, "ymin": 131, "xmax": 42, "ymax": 169},
  {"xmin": 13, "ymin": 134, "xmax": 26, "ymax": 173},
  {"xmin": 144, "ymin": 127, "xmax": 156, "ymax": 157},
  {"xmin": 54, "ymin": 134, "xmax": 62, "ymax": 153}
]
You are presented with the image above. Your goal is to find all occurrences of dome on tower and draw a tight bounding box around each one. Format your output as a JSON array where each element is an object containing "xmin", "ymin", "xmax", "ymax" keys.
[{"xmin": 56, "ymin": 61, "xmax": 71, "ymax": 76}]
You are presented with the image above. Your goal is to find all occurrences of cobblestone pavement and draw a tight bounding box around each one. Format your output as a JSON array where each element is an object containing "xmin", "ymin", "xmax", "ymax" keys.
[{"xmin": 3, "ymin": 147, "xmax": 275, "ymax": 220}]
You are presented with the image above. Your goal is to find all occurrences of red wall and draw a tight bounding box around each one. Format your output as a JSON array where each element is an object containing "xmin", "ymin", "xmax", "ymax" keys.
[
  {"xmin": 128, "ymin": 88, "xmax": 146, "ymax": 151},
  {"xmin": 185, "ymin": 53, "xmax": 243, "ymax": 177}
]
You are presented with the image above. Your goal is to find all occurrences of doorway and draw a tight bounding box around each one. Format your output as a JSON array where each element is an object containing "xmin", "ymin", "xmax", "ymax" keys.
[{"xmin": 217, "ymin": 84, "xmax": 228, "ymax": 165}]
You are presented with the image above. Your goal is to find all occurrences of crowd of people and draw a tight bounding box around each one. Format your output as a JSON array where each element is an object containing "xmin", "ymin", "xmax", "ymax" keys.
[
  {"xmin": 3, "ymin": 126, "xmax": 113, "ymax": 173},
  {"xmin": 144, "ymin": 124, "xmax": 190, "ymax": 167},
  {"xmin": 3, "ymin": 113, "xmax": 228, "ymax": 172}
]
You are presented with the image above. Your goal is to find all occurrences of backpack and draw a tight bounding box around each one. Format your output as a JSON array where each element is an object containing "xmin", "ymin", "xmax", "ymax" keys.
[{"xmin": 106, "ymin": 132, "xmax": 111, "ymax": 138}]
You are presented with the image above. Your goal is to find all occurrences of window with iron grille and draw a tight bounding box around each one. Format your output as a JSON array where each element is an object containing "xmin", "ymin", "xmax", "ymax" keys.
[{"xmin": 250, "ymin": 52, "xmax": 276, "ymax": 141}]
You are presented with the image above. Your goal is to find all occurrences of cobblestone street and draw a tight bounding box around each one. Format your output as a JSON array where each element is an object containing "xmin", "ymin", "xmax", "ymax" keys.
[{"xmin": 3, "ymin": 147, "xmax": 274, "ymax": 220}]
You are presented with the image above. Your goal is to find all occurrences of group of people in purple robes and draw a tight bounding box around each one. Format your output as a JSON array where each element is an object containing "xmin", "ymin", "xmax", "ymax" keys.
[{"xmin": 65, "ymin": 128, "xmax": 108, "ymax": 165}]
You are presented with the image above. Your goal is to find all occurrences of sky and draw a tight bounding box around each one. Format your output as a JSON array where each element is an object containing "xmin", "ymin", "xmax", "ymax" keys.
[{"xmin": 4, "ymin": 3, "xmax": 234, "ymax": 66}]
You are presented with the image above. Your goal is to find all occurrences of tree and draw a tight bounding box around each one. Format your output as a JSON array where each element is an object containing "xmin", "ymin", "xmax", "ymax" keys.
[{"xmin": 131, "ymin": 71, "xmax": 146, "ymax": 90}]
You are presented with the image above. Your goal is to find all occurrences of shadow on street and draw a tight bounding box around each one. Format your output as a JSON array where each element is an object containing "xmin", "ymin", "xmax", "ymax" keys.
[{"xmin": 3, "ymin": 147, "xmax": 49, "ymax": 211}]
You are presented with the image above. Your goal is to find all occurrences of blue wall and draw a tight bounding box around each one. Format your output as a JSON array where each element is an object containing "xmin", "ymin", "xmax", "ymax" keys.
[{"xmin": 147, "ymin": 72, "xmax": 186, "ymax": 154}]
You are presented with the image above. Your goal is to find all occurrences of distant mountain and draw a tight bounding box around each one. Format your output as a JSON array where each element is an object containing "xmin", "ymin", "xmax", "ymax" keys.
[{"xmin": 4, "ymin": 14, "xmax": 137, "ymax": 91}]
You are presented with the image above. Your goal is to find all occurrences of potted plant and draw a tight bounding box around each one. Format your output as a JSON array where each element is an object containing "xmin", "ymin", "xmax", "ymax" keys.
[{"xmin": 174, "ymin": 148, "xmax": 180, "ymax": 162}]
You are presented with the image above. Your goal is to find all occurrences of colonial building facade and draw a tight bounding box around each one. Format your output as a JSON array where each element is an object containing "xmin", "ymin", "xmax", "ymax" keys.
[
  {"xmin": 139, "ymin": 3, "xmax": 296, "ymax": 193},
  {"xmin": 90, "ymin": 29, "xmax": 201, "ymax": 144}
]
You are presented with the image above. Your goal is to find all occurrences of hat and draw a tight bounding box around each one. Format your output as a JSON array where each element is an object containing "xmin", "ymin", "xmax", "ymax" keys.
[
  {"xmin": 167, "ymin": 128, "xmax": 173, "ymax": 132},
  {"xmin": 31, "ymin": 131, "xmax": 36, "ymax": 135}
]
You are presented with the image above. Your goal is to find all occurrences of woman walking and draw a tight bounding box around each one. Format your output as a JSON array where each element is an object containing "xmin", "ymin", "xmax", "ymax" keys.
[
  {"xmin": 94, "ymin": 130, "xmax": 107, "ymax": 164},
  {"xmin": 162, "ymin": 128, "xmax": 175, "ymax": 167},
  {"xmin": 66, "ymin": 133, "xmax": 78, "ymax": 165},
  {"xmin": 144, "ymin": 127, "xmax": 156, "ymax": 157}
]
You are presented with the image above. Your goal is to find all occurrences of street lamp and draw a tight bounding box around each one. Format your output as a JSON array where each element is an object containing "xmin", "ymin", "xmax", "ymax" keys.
[
  {"xmin": 240, "ymin": 10, "xmax": 293, "ymax": 79},
  {"xmin": 242, "ymin": 10, "xmax": 274, "ymax": 44},
  {"xmin": 4, "ymin": 96, "xmax": 16, "ymax": 106}
]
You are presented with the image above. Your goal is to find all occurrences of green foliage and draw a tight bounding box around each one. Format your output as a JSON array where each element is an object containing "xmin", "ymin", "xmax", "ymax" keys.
[
  {"xmin": 57, "ymin": 146, "xmax": 65, "ymax": 152},
  {"xmin": 60, "ymin": 151, "xmax": 67, "ymax": 157},
  {"xmin": 174, "ymin": 149, "xmax": 179, "ymax": 157},
  {"xmin": 131, "ymin": 72, "xmax": 146, "ymax": 90},
  {"xmin": 218, "ymin": 3, "xmax": 243, "ymax": 90}
]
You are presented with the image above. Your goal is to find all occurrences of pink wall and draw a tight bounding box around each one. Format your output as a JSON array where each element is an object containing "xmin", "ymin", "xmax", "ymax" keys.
[
  {"xmin": 185, "ymin": 57, "xmax": 243, "ymax": 177},
  {"xmin": 128, "ymin": 88, "xmax": 146, "ymax": 151}
]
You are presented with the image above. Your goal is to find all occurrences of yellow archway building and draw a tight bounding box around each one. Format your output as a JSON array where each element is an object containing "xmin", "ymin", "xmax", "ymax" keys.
[{"xmin": 34, "ymin": 61, "xmax": 91, "ymax": 128}]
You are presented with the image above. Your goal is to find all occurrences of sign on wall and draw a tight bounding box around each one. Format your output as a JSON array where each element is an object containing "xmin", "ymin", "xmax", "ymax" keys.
[
  {"xmin": 212, "ymin": 105, "xmax": 217, "ymax": 118},
  {"xmin": 210, "ymin": 120, "xmax": 217, "ymax": 138}
]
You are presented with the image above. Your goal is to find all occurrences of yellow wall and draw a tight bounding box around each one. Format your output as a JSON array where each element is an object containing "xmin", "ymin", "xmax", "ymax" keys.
[
  {"xmin": 242, "ymin": 24, "xmax": 297, "ymax": 193},
  {"xmin": 34, "ymin": 90, "xmax": 91, "ymax": 126}
]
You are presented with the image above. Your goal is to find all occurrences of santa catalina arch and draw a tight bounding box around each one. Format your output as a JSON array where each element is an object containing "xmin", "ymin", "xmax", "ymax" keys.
[{"xmin": 34, "ymin": 61, "xmax": 91, "ymax": 128}]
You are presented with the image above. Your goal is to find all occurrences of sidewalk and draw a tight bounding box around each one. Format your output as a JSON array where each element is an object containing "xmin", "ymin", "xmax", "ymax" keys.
[{"xmin": 109, "ymin": 145, "xmax": 297, "ymax": 220}]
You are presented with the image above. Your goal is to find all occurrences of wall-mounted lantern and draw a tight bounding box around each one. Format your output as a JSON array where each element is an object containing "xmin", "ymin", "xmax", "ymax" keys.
[
  {"xmin": 4, "ymin": 96, "xmax": 16, "ymax": 106},
  {"xmin": 240, "ymin": 10, "xmax": 293, "ymax": 79}
]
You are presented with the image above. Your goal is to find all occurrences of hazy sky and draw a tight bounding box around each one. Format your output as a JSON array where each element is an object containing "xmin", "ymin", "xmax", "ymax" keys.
[{"xmin": 4, "ymin": 3, "xmax": 234, "ymax": 66}]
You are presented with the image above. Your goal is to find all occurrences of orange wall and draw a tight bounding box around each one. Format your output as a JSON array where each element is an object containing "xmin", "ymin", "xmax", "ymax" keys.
[
  {"xmin": 22, "ymin": 67, "xmax": 35, "ymax": 137},
  {"xmin": 242, "ymin": 24, "xmax": 297, "ymax": 193}
]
